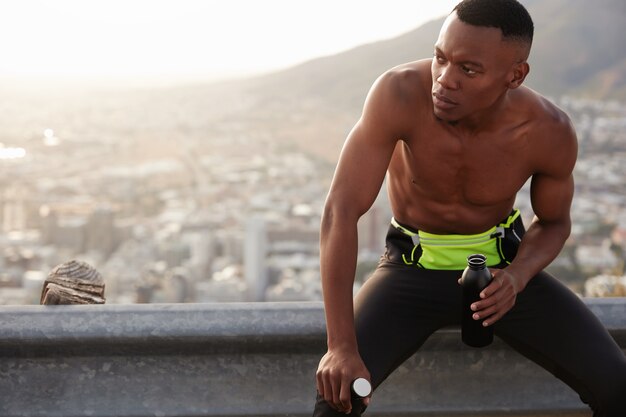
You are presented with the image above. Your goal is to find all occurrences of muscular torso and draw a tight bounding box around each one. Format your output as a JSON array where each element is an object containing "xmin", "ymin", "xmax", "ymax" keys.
[{"xmin": 385, "ymin": 60, "xmax": 558, "ymax": 234}]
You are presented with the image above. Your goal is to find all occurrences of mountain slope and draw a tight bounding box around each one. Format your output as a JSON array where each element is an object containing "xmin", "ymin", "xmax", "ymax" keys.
[
  {"xmin": 210, "ymin": 0, "xmax": 625, "ymax": 160},
  {"xmin": 526, "ymin": 0, "xmax": 626, "ymax": 99},
  {"xmin": 245, "ymin": 0, "xmax": 625, "ymax": 101}
]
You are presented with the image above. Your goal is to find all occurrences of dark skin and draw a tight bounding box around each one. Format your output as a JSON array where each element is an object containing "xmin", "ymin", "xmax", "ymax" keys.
[{"xmin": 315, "ymin": 12, "xmax": 578, "ymax": 414}]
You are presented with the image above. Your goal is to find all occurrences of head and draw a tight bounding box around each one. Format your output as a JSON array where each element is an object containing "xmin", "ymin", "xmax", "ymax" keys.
[{"xmin": 431, "ymin": 0, "xmax": 534, "ymax": 123}]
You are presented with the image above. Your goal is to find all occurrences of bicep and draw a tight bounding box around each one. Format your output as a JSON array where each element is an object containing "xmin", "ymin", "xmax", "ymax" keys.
[
  {"xmin": 325, "ymin": 71, "xmax": 408, "ymax": 219},
  {"xmin": 326, "ymin": 119, "xmax": 397, "ymax": 218},
  {"xmin": 530, "ymin": 113, "xmax": 578, "ymax": 224},
  {"xmin": 530, "ymin": 173, "xmax": 574, "ymax": 224}
]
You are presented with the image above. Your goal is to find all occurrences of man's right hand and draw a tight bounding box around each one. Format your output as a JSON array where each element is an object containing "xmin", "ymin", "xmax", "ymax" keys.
[{"xmin": 315, "ymin": 347, "xmax": 371, "ymax": 414}]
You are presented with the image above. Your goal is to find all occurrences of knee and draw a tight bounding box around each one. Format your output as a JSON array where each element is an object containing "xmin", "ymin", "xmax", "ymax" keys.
[{"xmin": 313, "ymin": 393, "xmax": 367, "ymax": 417}]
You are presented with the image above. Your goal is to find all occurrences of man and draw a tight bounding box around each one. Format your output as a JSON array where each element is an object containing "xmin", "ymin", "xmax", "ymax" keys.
[{"xmin": 313, "ymin": 0, "xmax": 626, "ymax": 416}]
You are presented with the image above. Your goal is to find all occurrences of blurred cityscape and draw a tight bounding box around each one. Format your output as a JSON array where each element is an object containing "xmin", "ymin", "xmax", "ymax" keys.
[{"xmin": 0, "ymin": 92, "xmax": 625, "ymax": 305}]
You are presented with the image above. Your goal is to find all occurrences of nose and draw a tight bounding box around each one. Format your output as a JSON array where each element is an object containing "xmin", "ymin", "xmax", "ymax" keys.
[{"xmin": 436, "ymin": 65, "xmax": 459, "ymax": 90}]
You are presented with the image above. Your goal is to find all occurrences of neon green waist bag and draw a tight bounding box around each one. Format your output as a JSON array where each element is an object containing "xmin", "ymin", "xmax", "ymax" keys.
[{"xmin": 391, "ymin": 209, "xmax": 522, "ymax": 270}]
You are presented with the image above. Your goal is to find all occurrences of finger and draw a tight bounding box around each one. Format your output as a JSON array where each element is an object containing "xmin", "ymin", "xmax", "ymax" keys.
[
  {"xmin": 316, "ymin": 368, "xmax": 326, "ymax": 396},
  {"xmin": 471, "ymin": 293, "xmax": 498, "ymax": 312},
  {"xmin": 481, "ymin": 269, "xmax": 504, "ymax": 294},
  {"xmin": 322, "ymin": 373, "xmax": 337, "ymax": 411},
  {"xmin": 340, "ymin": 378, "xmax": 352, "ymax": 413},
  {"xmin": 483, "ymin": 310, "xmax": 504, "ymax": 326},
  {"xmin": 477, "ymin": 285, "xmax": 516, "ymax": 316},
  {"xmin": 481, "ymin": 295, "xmax": 517, "ymax": 326},
  {"xmin": 317, "ymin": 372, "xmax": 336, "ymax": 410},
  {"xmin": 331, "ymin": 376, "xmax": 343, "ymax": 411},
  {"xmin": 480, "ymin": 276, "xmax": 503, "ymax": 299},
  {"xmin": 473, "ymin": 303, "xmax": 498, "ymax": 321}
]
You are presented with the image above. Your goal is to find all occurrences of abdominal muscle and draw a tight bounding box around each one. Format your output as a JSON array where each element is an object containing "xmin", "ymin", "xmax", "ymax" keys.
[
  {"xmin": 386, "ymin": 144, "xmax": 521, "ymax": 235},
  {"xmin": 388, "ymin": 188, "xmax": 516, "ymax": 235}
]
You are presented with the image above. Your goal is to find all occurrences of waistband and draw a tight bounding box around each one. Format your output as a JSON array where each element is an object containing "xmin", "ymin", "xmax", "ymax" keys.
[{"xmin": 389, "ymin": 209, "xmax": 522, "ymax": 270}]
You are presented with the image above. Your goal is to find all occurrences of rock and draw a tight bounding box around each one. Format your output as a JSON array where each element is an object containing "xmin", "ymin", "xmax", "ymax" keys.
[{"xmin": 40, "ymin": 260, "xmax": 106, "ymax": 305}]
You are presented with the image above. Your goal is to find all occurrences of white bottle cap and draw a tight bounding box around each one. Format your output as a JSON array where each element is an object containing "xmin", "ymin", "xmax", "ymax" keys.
[{"xmin": 351, "ymin": 377, "xmax": 372, "ymax": 398}]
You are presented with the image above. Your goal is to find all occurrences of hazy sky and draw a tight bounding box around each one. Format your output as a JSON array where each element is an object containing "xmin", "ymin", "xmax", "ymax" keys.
[{"xmin": 0, "ymin": 0, "xmax": 459, "ymax": 85}]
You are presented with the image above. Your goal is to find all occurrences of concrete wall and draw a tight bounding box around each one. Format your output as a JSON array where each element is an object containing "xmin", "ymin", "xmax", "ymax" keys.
[{"xmin": 0, "ymin": 299, "xmax": 624, "ymax": 417}]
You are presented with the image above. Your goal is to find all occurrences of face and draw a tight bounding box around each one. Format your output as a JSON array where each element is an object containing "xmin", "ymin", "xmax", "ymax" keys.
[{"xmin": 431, "ymin": 12, "xmax": 528, "ymax": 123}]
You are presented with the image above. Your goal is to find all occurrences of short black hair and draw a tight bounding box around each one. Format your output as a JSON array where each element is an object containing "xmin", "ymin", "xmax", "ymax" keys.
[{"xmin": 453, "ymin": 0, "xmax": 534, "ymax": 46}]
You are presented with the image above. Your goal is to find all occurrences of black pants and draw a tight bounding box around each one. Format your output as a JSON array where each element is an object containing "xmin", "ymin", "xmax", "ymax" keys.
[{"xmin": 313, "ymin": 224, "xmax": 626, "ymax": 416}]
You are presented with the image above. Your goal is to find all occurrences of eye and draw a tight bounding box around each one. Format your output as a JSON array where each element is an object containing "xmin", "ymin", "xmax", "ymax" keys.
[
  {"xmin": 461, "ymin": 65, "xmax": 477, "ymax": 75},
  {"xmin": 433, "ymin": 53, "xmax": 446, "ymax": 64}
]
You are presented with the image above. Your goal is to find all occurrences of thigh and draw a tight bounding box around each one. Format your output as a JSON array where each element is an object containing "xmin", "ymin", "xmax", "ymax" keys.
[
  {"xmin": 354, "ymin": 261, "xmax": 462, "ymax": 388},
  {"xmin": 495, "ymin": 271, "xmax": 626, "ymax": 408}
]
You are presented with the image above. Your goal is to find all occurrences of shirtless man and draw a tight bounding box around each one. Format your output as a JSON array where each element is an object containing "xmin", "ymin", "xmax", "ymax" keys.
[{"xmin": 313, "ymin": 0, "xmax": 626, "ymax": 416}]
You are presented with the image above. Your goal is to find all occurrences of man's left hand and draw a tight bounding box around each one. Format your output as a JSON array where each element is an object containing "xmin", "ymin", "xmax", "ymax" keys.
[{"xmin": 461, "ymin": 268, "xmax": 526, "ymax": 327}]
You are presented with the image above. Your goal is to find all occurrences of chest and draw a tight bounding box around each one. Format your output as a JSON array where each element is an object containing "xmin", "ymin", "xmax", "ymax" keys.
[{"xmin": 395, "ymin": 129, "xmax": 534, "ymax": 204}]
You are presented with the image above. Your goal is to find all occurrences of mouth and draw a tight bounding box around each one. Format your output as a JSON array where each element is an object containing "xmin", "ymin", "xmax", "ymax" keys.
[{"xmin": 432, "ymin": 91, "xmax": 459, "ymax": 109}]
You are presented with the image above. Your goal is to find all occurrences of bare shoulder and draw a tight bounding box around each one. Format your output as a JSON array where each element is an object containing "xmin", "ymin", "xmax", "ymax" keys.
[
  {"xmin": 525, "ymin": 89, "xmax": 575, "ymax": 135},
  {"xmin": 362, "ymin": 59, "xmax": 432, "ymax": 137},
  {"xmin": 374, "ymin": 59, "xmax": 431, "ymax": 102},
  {"xmin": 521, "ymin": 88, "xmax": 578, "ymax": 178}
]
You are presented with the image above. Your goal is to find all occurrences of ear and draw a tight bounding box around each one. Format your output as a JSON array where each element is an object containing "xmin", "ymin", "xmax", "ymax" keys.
[{"xmin": 508, "ymin": 61, "xmax": 529, "ymax": 89}]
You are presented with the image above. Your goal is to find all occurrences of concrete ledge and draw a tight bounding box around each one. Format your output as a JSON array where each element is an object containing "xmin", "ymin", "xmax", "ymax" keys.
[
  {"xmin": 0, "ymin": 302, "xmax": 327, "ymax": 356},
  {"xmin": 0, "ymin": 299, "xmax": 624, "ymax": 416}
]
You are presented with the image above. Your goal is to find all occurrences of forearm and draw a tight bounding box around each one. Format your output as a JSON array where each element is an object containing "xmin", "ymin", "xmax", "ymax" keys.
[
  {"xmin": 506, "ymin": 215, "xmax": 571, "ymax": 287},
  {"xmin": 320, "ymin": 209, "xmax": 360, "ymax": 351}
]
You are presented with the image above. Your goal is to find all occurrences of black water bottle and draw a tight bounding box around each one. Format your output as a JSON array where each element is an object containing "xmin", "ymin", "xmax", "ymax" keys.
[{"xmin": 461, "ymin": 254, "xmax": 494, "ymax": 347}]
